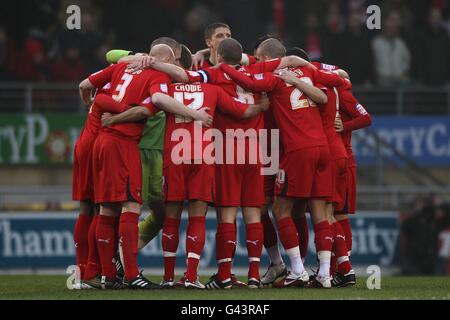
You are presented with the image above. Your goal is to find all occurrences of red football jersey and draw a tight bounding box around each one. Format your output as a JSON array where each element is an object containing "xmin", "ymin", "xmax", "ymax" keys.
[
  {"xmin": 87, "ymin": 63, "xmax": 167, "ymax": 141},
  {"xmin": 312, "ymin": 66, "xmax": 348, "ymax": 160},
  {"xmin": 338, "ymin": 81, "xmax": 372, "ymax": 166},
  {"xmin": 220, "ymin": 63, "xmax": 332, "ymax": 153},
  {"xmin": 78, "ymin": 84, "xmax": 111, "ymax": 144},
  {"xmin": 79, "ymin": 65, "xmax": 119, "ymax": 142},
  {"xmin": 186, "ymin": 58, "xmax": 281, "ymax": 133},
  {"xmin": 164, "ymin": 82, "xmax": 248, "ymax": 164}
]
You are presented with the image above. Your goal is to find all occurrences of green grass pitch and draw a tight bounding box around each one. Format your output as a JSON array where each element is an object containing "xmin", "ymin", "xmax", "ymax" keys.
[{"xmin": 0, "ymin": 275, "xmax": 449, "ymax": 300}]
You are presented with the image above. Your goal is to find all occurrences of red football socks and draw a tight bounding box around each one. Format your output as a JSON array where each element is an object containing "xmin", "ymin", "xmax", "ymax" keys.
[
  {"xmin": 96, "ymin": 215, "xmax": 117, "ymax": 279},
  {"xmin": 216, "ymin": 223, "xmax": 236, "ymax": 282},
  {"xmin": 313, "ymin": 221, "xmax": 334, "ymax": 252},
  {"xmin": 119, "ymin": 212, "xmax": 140, "ymax": 280},
  {"xmin": 73, "ymin": 213, "xmax": 92, "ymax": 279},
  {"xmin": 84, "ymin": 215, "xmax": 100, "ymax": 280},
  {"xmin": 332, "ymin": 222, "xmax": 352, "ymax": 275},
  {"xmin": 185, "ymin": 216, "xmax": 206, "ymax": 282},
  {"xmin": 313, "ymin": 221, "xmax": 334, "ymax": 277},
  {"xmin": 277, "ymin": 217, "xmax": 299, "ymax": 250},
  {"xmin": 246, "ymin": 222, "xmax": 263, "ymax": 280},
  {"xmin": 162, "ymin": 217, "xmax": 180, "ymax": 281}
]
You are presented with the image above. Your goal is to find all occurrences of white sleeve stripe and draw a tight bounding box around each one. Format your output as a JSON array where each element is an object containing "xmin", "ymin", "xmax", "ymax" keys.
[{"xmin": 197, "ymin": 70, "xmax": 209, "ymax": 83}]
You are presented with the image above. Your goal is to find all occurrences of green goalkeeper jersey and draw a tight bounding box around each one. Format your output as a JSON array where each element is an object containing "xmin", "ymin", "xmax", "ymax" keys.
[{"xmin": 139, "ymin": 111, "xmax": 165, "ymax": 150}]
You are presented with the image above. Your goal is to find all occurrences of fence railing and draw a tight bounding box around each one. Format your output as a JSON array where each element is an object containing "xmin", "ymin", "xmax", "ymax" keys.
[
  {"xmin": 0, "ymin": 82, "xmax": 85, "ymax": 113},
  {"xmin": 1, "ymin": 82, "xmax": 450, "ymax": 114},
  {"xmin": 0, "ymin": 185, "xmax": 449, "ymax": 212}
]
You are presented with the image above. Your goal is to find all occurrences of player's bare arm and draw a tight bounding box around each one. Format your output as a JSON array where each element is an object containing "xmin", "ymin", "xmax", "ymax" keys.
[
  {"xmin": 151, "ymin": 92, "xmax": 213, "ymax": 127},
  {"xmin": 276, "ymin": 55, "xmax": 313, "ymax": 70},
  {"xmin": 275, "ymin": 70, "xmax": 328, "ymax": 104},
  {"xmin": 78, "ymin": 78, "xmax": 95, "ymax": 106},
  {"xmin": 101, "ymin": 106, "xmax": 149, "ymax": 127},
  {"xmin": 150, "ymin": 62, "xmax": 189, "ymax": 83},
  {"xmin": 240, "ymin": 96, "xmax": 270, "ymax": 119}
]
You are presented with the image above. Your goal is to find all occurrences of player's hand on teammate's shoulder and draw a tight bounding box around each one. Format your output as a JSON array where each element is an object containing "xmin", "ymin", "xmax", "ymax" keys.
[
  {"xmin": 101, "ymin": 112, "xmax": 114, "ymax": 127},
  {"xmin": 194, "ymin": 107, "xmax": 213, "ymax": 127},
  {"xmin": 126, "ymin": 55, "xmax": 156, "ymax": 74},
  {"xmin": 274, "ymin": 69, "xmax": 298, "ymax": 84},
  {"xmin": 192, "ymin": 48, "xmax": 209, "ymax": 69}
]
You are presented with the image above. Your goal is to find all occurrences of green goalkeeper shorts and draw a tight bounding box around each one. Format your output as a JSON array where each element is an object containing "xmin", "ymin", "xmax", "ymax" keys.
[{"xmin": 140, "ymin": 149, "xmax": 163, "ymax": 203}]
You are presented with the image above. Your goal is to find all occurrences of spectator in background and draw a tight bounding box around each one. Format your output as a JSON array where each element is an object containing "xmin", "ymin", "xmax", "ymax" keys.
[
  {"xmin": 49, "ymin": 46, "xmax": 86, "ymax": 82},
  {"xmin": 400, "ymin": 195, "xmax": 441, "ymax": 275},
  {"xmin": 5, "ymin": 27, "xmax": 49, "ymax": 81},
  {"xmin": 372, "ymin": 11, "xmax": 411, "ymax": 87},
  {"xmin": 337, "ymin": 10, "xmax": 374, "ymax": 85},
  {"xmin": 296, "ymin": 12, "xmax": 329, "ymax": 61},
  {"xmin": 0, "ymin": 27, "xmax": 15, "ymax": 81},
  {"xmin": 58, "ymin": 10, "xmax": 102, "ymax": 66},
  {"xmin": 181, "ymin": 4, "xmax": 211, "ymax": 52},
  {"xmin": 436, "ymin": 203, "xmax": 450, "ymax": 275},
  {"xmin": 324, "ymin": 0, "xmax": 345, "ymax": 66},
  {"xmin": 415, "ymin": 7, "xmax": 450, "ymax": 86},
  {"xmin": 85, "ymin": 41, "xmax": 112, "ymax": 75}
]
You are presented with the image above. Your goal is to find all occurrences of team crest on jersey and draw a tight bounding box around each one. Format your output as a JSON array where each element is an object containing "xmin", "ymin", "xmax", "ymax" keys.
[
  {"xmin": 160, "ymin": 83, "xmax": 169, "ymax": 93},
  {"xmin": 356, "ymin": 103, "xmax": 368, "ymax": 115},
  {"xmin": 321, "ymin": 63, "xmax": 337, "ymax": 71},
  {"xmin": 254, "ymin": 73, "xmax": 264, "ymax": 80},
  {"xmin": 141, "ymin": 97, "xmax": 152, "ymax": 104}
]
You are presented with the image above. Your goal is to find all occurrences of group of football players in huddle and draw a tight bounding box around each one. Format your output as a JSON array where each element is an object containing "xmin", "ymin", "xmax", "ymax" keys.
[{"xmin": 72, "ymin": 22, "xmax": 372, "ymax": 290}]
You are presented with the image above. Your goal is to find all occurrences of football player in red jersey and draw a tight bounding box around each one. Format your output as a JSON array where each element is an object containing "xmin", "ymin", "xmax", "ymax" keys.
[
  {"xmin": 334, "ymin": 73, "xmax": 372, "ymax": 282},
  {"xmin": 74, "ymin": 79, "xmax": 145, "ymax": 287},
  {"xmin": 73, "ymin": 80, "xmax": 132, "ymax": 286},
  {"xmin": 78, "ymin": 44, "xmax": 212, "ymax": 290},
  {"xmin": 275, "ymin": 53, "xmax": 357, "ymax": 287},
  {"xmin": 310, "ymin": 60, "xmax": 372, "ymax": 287},
  {"xmin": 309, "ymin": 62, "xmax": 356, "ymax": 287},
  {"xmin": 220, "ymin": 38, "xmax": 347, "ymax": 288}
]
